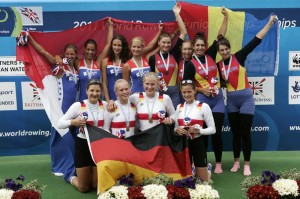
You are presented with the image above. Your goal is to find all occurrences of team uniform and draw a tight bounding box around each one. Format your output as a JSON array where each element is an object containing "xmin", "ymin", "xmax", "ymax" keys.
[
  {"xmin": 217, "ymin": 37, "xmax": 262, "ymax": 162},
  {"xmin": 129, "ymin": 92, "xmax": 175, "ymax": 131},
  {"xmin": 105, "ymin": 58, "xmax": 123, "ymax": 100},
  {"xmin": 127, "ymin": 57, "xmax": 150, "ymax": 93},
  {"xmin": 175, "ymin": 101, "xmax": 215, "ymax": 167},
  {"xmin": 183, "ymin": 41, "xmax": 225, "ymax": 164},
  {"xmin": 149, "ymin": 39, "xmax": 183, "ymax": 108},
  {"xmin": 51, "ymin": 64, "xmax": 78, "ymax": 182},
  {"xmin": 78, "ymin": 59, "xmax": 101, "ymax": 101},
  {"xmin": 58, "ymin": 99, "xmax": 107, "ymax": 167},
  {"xmin": 103, "ymin": 101, "xmax": 136, "ymax": 138}
]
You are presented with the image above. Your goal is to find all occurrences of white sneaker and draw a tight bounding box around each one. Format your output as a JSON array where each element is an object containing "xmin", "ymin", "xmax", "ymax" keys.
[{"xmin": 207, "ymin": 163, "xmax": 212, "ymax": 175}]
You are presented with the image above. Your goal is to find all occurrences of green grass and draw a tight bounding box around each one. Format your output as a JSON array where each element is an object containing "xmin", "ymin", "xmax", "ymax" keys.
[{"xmin": 0, "ymin": 151, "xmax": 299, "ymax": 199}]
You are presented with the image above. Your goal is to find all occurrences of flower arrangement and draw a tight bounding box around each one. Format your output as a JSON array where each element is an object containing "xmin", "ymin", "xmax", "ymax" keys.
[
  {"xmin": 0, "ymin": 175, "xmax": 46, "ymax": 199},
  {"xmin": 99, "ymin": 173, "xmax": 219, "ymax": 199},
  {"xmin": 241, "ymin": 168, "xmax": 300, "ymax": 199}
]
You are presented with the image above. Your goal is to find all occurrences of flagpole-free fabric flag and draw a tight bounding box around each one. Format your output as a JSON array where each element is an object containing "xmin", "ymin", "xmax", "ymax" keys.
[
  {"xmin": 16, "ymin": 17, "xmax": 177, "ymax": 136},
  {"xmin": 179, "ymin": 2, "xmax": 279, "ymax": 76},
  {"xmin": 85, "ymin": 124, "xmax": 192, "ymax": 194}
]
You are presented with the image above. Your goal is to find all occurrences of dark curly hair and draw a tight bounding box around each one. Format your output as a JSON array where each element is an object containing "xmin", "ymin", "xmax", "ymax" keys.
[{"xmin": 108, "ymin": 34, "xmax": 130, "ymax": 63}]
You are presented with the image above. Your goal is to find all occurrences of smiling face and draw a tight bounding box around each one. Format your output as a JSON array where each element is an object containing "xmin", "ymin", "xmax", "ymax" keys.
[
  {"xmin": 158, "ymin": 35, "xmax": 172, "ymax": 53},
  {"xmin": 181, "ymin": 84, "xmax": 196, "ymax": 104},
  {"xmin": 143, "ymin": 73, "xmax": 159, "ymax": 98},
  {"xmin": 86, "ymin": 83, "xmax": 101, "ymax": 104},
  {"xmin": 218, "ymin": 44, "xmax": 231, "ymax": 60},
  {"xmin": 181, "ymin": 41, "xmax": 193, "ymax": 60},
  {"xmin": 64, "ymin": 47, "xmax": 77, "ymax": 65},
  {"xmin": 112, "ymin": 39, "xmax": 123, "ymax": 55},
  {"xmin": 130, "ymin": 38, "xmax": 144, "ymax": 57},
  {"xmin": 84, "ymin": 43, "xmax": 97, "ymax": 60},
  {"xmin": 193, "ymin": 38, "xmax": 206, "ymax": 57},
  {"xmin": 115, "ymin": 80, "xmax": 131, "ymax": 104}
]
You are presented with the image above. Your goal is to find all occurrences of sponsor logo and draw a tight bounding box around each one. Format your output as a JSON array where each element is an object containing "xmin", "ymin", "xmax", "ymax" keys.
[
  {"xmin": 288, "ymin": 76, "xmax": 300, "ymax": 104},
  {"xmin": 0, "ymin": 82, "xmax": 17, "ymax": 111},
  {"xmin": 0, "ymin": 56, "xmax": 25, "ymax": 76},
  {"xmin": 248, "ymin": 77, "xmax": 274, "ymax": 105},
  {"xmin": 289, "ymin": 51, "xmax": 300, "ymax": 71},
  {"xmin": 21, "ymin": 82, "xmax": 44, "ymax": 110}
]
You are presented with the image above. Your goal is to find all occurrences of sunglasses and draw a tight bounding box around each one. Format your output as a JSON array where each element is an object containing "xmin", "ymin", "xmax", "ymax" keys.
[{"xmin": 181, "ymin": 80, "xmax": 193, "ymax": 84}]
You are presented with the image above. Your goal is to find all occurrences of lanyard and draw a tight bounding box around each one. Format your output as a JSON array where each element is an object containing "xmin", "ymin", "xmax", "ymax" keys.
[
  {"xmin": 132, "ymin": 57, "xmax": 144, "ymax": 78},
  {"xmin": 116, "ymin": 101, "xmax": 130, "ymax": 130},
  {"xmin": 84, "ymin": 59, "xmax": 94, "ymax": 79},
  {"xmin": 113, "ymin": 60, "xmax": 121, "ymax": 77},
  {"xmin": 145, "ymin": 93, "xmax": 157, "ymax": 122},
  {"xmin": 65, "ymin": 64, "xmax": 78, "ymax": 84},
  {"xmin": 87, "ymin": 102, "xmax": 99, "ymax": 127},
  {"xmin": 183, "ymin": 101, "xmax": 196, "ymax": 119},
  {"xmin": 222, "ymin": 55, "xmax": 232, "ymax": 81},
  {"xmin": 159, "ymin": 51, "xmax": 170, "ymax": 73},
  {"xmin": 194, "ymin": 54, "xmax": 208, "ymax": 79}
]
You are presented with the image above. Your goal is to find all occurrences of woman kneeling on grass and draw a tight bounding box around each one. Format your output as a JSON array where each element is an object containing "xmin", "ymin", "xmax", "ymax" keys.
[{"xmin": 58, "ymin": 79, "xmax": 107, "ymax": 192}]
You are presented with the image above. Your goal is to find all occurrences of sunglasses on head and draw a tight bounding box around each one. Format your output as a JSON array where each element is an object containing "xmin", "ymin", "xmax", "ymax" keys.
[{"xmin": 181, "ymin": 80, "xmax": 193, "ymax": 84}]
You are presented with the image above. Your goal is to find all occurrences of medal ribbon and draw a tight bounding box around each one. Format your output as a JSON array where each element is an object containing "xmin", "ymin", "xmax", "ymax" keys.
[
  {"xmin": 159, "ymin": 51, "xmax": 170, "ymax": 74},
  {"xmin": 193, "ymin": 54, "xmax": 208, "ymax": 78}
]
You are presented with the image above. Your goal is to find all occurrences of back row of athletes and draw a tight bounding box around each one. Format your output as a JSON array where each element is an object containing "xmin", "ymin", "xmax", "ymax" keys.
[{"xmin": 23, "ymin": 3, "xmax": 277, "ymax": 193}]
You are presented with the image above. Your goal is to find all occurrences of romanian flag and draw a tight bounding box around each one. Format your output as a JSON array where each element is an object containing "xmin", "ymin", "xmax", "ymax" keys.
[
  {"xmin": 179, "ymin": 2, "xmax": 279, "ymax": 76},
  {"xmin": 16, "ymin": 17, "xmax": 177, "ymax": 136},
  {"xmin": 85, "ymin": 124, "xmax": 192, "ymax": 194}
]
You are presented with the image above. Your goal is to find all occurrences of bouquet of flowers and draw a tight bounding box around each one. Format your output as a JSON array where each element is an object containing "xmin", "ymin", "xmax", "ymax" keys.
[
  {"xmin": 241, "ymin": 168, "xmax": 300, "ymax": 199},
  {"xmin": 99, "ymin": 173, "xmax": 219, "ymax": 199},
  {"xmin": 0, "ymin": 175, "xmax": 46, "ymax": 199}
]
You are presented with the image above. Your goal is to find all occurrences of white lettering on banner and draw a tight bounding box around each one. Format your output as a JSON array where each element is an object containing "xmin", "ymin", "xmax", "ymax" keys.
[
  {"xmin": 0, "ymin": 129, "xmax": 50, "ymax": 138},
  {"xmin": 0, "ymin": 82, "xmax": 17, "ymax": 111},
  {"xmin": 221, "ymin": 125, "xmax": 269, "ymax": 132},
  {"xmin": 0, "ymin": 56, "xmax": 25, "ymax": 76},
  {"xmin": 277, "ymin": 18, "xmax": 297, "ymax": 30},
  {"xmin": 290, "ymin": 126, "xmax": 300, "ymax": 131}
]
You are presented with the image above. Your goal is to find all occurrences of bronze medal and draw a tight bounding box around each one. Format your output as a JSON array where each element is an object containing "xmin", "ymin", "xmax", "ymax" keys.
[
  {"xmin": 165, "ymin": 71, "xmax": 169, "ymax": 76},
  {"xmin": 149, "ymin": 116, "xmax": 153, "ymax": 123},
  {"xmin": 126, "ymin": 126, "xmax": 130, "ymax": 131}
]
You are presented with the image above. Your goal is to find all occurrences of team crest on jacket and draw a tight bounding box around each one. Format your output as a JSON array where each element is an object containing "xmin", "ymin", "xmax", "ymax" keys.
[{"xmin": 183, "ymin": 117, "xmax": 191, "ymax": 126}]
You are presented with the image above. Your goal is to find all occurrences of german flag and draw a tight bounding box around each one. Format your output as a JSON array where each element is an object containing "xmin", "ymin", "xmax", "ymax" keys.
[{"xmin": 85, "ymin": 124, "xmax": 192, "ymax": 194}]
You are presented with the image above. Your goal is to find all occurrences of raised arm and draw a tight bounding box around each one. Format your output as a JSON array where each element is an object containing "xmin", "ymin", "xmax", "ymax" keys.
[
  {"xmin": 173, "ymin": 3, "xmax": 187, "ymax": 40},
  {"xmin": 256, "ymin": 15, "xmax": 277, "ymax": 39},
  {"xmin": 101, "ymin": 58, "xmax": 110, "ymax": 101},
  {"xmin": 217, "ymin": 7, "xmax": 228, "ymax": 37},
  {"xmin": 28, "ymin": 34, "xmax": 56, "ymax": 65},
  {"xmin": 97, "ymin": 18, "xmax": 114, "ymax": 65},
  {"xmin": 142, "ymin": 23, "xmax": 164, "ymax": 55}
]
